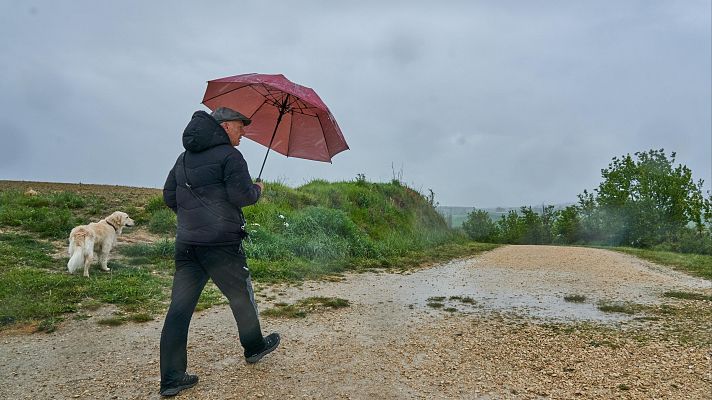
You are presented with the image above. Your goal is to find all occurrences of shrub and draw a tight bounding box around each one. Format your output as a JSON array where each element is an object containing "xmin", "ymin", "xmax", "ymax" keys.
[
  {"xmin": 462, "ymin": 209, "xmax": 496, "ymax": 242},
  {"xmin": 553, "ymin": 205, "xmax": 581, "ymax": 244},
  {"xmin": 284, "ymin": 206, "xmax": 375, "ymax": 260},
  {"xmin": 496, "ymin": 210, "xmax": 525, "ymax": 244},
  {"xmin": 148, "ymin": 209, "xmax": 177, "ymax": 234}
]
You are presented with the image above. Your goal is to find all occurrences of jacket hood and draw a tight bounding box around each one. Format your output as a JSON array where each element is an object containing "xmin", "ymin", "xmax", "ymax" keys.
[{"xmin": 182, "ymin": 111, "xmax": 231, "ymax": 152}]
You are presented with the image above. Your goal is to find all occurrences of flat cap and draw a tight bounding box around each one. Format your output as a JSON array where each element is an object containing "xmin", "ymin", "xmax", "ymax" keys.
[{"xmin": 211, "ymin": 107, "xmax": 251, "ymax": 126}]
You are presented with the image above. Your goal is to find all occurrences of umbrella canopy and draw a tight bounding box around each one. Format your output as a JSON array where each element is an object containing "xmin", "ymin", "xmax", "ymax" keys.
[{"xmin": 202, "ymin": 74, "xmax": 349, "ymax": 170}]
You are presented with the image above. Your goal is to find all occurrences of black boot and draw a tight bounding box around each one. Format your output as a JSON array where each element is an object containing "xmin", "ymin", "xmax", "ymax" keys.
[
  {"xmin": 160, "ymin": 373, "xmax": 199, "ymax": 397},
  {"xmin": 245, "ymin": 332, "xmax": 280, "ymax": 363}
]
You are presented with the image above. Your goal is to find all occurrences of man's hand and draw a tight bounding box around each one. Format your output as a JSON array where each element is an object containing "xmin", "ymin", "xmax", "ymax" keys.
[{"xmin": 255, "ymin": 181, "xmax": 265, "ymax": 192}]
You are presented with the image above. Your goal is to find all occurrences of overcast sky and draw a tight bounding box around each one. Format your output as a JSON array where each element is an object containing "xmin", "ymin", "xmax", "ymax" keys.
[{"xmin": 1, "ymin": 0, "xmax": 710, "ymax": 207}]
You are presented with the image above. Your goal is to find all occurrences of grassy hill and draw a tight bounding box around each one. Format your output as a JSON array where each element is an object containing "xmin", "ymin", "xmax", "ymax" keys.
[{"xmin": 0, "ymin": 180, "xmax": 496, "ymax": 331}]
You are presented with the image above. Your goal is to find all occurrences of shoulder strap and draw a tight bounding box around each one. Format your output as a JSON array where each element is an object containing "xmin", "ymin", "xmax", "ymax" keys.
[{"xmin": 181, "ymin": 152, "xmax": 245, "ymax": 228}]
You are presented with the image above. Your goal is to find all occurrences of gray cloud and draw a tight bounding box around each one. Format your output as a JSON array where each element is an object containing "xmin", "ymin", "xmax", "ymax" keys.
[{"xmin": 0, "ymin": 0, "xmax": 709, "ymax": 207}]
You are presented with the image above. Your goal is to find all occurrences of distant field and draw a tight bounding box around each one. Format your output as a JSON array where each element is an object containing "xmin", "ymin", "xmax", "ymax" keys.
[
  {"xmin": 437, "ymin": 204, "xmax": 574, "ymax": 228},
  {"xmin": 0, "ymin": 180, "xmax": 161, "ymax": 212}
]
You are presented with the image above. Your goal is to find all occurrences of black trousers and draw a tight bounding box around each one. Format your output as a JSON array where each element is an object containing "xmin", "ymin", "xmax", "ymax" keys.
[{"xmin": 160, "ymin": 241, "xmax": 265, "ymax": 387}]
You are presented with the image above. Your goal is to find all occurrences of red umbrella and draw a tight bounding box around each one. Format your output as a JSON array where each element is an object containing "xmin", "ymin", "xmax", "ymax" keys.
[{"xmin": 202, "ymin": 73, "xmax": 349, "ymax": 180}]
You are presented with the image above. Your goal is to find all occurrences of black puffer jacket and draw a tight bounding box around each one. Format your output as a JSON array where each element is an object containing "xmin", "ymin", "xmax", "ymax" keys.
[{"xmin": 163, "ymin": 111, "xmax": 261, "ymax": 245}]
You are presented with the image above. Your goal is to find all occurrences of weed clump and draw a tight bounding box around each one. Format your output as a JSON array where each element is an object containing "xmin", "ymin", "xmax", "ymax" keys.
[
  {"xmin": 262, "ymin": 296, "xmax": 350, "ymax": 318},
  {"xmin": 597, "ymin": 301, "xmax": 638, "ymax": 314},
  {"xmin": 662, "ymin": 291, "xmax": 712, "ymax": 302},
  {"xmin": 564, "ymin": 294, "xmax": 586, "ymax": 303}
]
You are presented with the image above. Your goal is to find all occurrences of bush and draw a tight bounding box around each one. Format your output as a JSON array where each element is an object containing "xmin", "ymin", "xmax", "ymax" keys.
[
  {"xmin": 653, "ymin": 228, "xmax": 712, "ymax": 256},
  {"xmin": 243, "ymin": 227, "xmax": 293, "ymax": 261},
  {"xmin": 284, "ymin": 207, "xmax": 375, "ymax": 260},
  {"xmin": 496, "ymin": 210, "xmax": 525, "ymax": 244},
  {"xmin": 552, "ymin": 206, "xmax": 581, "ymax": 244},
  {"xmin": 462, "ymin": 209, "xmax": 497, "ymax": 242}
]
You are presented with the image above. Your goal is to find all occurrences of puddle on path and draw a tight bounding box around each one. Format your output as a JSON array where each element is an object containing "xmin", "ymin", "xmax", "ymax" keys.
[
  {"xmin": 275, "ymin": 248, "xmax": 709, "ymax": 324},
  {"xmin": 377, "ymin": 259, "xmax": 630, "ymax": 323}
]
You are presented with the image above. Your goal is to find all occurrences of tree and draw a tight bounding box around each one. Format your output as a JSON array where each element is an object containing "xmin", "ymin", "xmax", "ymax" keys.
[
  {"xmin": 517, "ymin": 205, "xmax": 555, "ymax": 244},
  {"xmin": 462, "ymin": 209, "xmax": 497, "ymax": 242},
  {"xmin": 553, "ymin": 205, "xmax": 581, "ymax": 244},
  {"xmin": 589, "ymin": 149, "xmax": 709, "ymax": 247},
  {"xmin": 497, "ymin": 210, "xmax": 525, "ymax": 244}
]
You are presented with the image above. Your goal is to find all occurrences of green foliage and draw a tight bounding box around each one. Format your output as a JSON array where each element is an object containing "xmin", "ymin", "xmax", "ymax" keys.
[
  {"xmin": 583, "ymin": 149, "xmax": 710, "ymax": 248},
  {"xmin": 552, "ymin": 206, "xmax": 581, "ymax": 244},
  {"xmin": 469, "ymin": 149, "xmax": 711, "ymax": 255},
  {"xmin": 520, "ymin": 206, "xmax": 555, "ymax": 244},
  {"xmin": 496, "ymin": 210, "xmax": 526, "ymax": 244},
  {"xmin": 243, "ymin": 179, "xmax": 452, "ymax": 264},
  {"xmin": 462, "ymin": 209, "xmax": 497, "ymax": 241}
]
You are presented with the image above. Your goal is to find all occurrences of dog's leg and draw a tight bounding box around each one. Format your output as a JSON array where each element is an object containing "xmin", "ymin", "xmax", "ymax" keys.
[
  {"xmin": 83, "ymin": 252, "xmax": 93, "ymax": 278},
  {"xmin": 99, "ymin": 251, "xmax": 111, "ymax": 272}
]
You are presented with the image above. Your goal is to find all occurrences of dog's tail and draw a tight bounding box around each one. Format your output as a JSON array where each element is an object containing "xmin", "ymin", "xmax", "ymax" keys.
[{"xmin": 67, "ymin": 229, "xmax": 92, "ymax": 274}]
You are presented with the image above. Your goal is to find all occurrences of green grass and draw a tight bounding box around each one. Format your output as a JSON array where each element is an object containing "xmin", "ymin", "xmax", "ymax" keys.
[
  {"xmin": 610, "ymin": 247, "xmax": 712, "ymax": 280},
  {"xmin": 0, "ymin": 233, "xmax": 171, "ymax": 329},
  {"xmin": 262, "ymin": 304, "xmax": 306, "ymax": 318},
  {"xmin": 119, "ymin": 241, "xmax": 174, "ymax": 258},
  {"xmin": 662, "ymin": 291, "xmax": 712, "ymax": 302},
  {"xmin": 0, "ymin": 179, "xmax": 500, "ymax": 331},
  {"xmin": 36, "ymin": 317, "xmax": 63, "ymax": 333},
  {"xmin": 597, "ymin": 301, "xmax": 638, "ymax": 314},
  {"xmin": 0, "ymin": 190, "xmax": 105, "ymax": 239}
]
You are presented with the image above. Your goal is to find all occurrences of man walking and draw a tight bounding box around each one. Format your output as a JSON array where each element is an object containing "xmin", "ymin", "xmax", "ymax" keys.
[{"xmin": 159, "ymin": 107, "xmax": 280, "ymax": 397}]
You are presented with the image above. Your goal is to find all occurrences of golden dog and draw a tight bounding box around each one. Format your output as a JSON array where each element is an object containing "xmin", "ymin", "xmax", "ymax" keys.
[{"xmin": 67, "ymin": 211, "xmax": 135, "ymax": 277}]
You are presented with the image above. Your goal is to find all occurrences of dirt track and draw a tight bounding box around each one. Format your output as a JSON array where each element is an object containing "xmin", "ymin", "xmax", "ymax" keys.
[{"xmin": 1, "ymin": 245, "xmax": 711, "ymax": 399}]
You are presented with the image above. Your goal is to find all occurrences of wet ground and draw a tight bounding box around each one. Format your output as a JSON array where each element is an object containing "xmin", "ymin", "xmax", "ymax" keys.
[
  {"xmin": 2, "ymin": 245, "xmax": 711, "ymax": 399},
  {"xmin": 266, "ymin": 245, "xmax": 709, "ymax": 324}
]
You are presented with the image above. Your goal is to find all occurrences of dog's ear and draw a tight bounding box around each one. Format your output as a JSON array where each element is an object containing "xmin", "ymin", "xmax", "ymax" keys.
[{"xmin": 107, "ymin": 211, "xmax": 122, "ymax": 226}]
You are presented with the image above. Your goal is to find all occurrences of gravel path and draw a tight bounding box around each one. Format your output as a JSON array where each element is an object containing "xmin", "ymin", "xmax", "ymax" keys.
[{"xmin": 1, "ymin": 245, "xmax": 710, "ymax": 399}]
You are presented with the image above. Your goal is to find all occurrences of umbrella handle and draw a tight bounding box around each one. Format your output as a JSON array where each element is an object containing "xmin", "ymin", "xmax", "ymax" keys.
[{"xmin": 256, "ymin": 95, "xmax": 289, "ymax": 181}]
